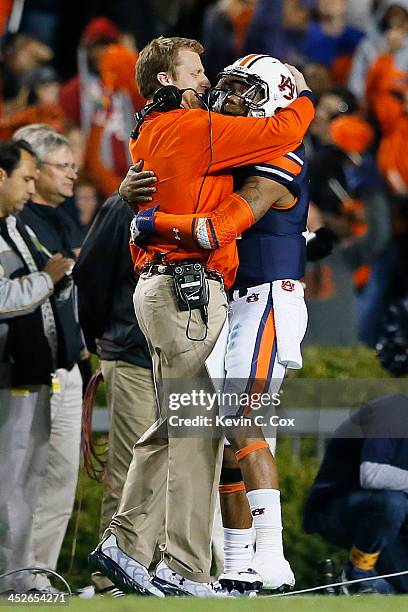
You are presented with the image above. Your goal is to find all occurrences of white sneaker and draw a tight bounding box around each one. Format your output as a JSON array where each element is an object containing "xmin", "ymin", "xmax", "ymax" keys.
[
  {"xmin": 88, "ymin": 534, "xmax": 164, "ymax": 597},
  {"xmin": 152, "ymin": 561, "xmax": 231, "ymax": 597},
  {"xmin": 220, "ymin": 555, "xmax": 295, "ymax": 593}
]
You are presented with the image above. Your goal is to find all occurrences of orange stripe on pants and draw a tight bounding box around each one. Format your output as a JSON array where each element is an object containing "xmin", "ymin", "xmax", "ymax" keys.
[{"xmin": 243, "ymin": 309, "xmax": 276, "ymax": 416}]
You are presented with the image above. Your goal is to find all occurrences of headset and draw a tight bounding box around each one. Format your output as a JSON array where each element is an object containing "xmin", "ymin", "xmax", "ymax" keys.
[{"xmin": 131, "ymin": 85, "xmax": 184, "ymax": 138}]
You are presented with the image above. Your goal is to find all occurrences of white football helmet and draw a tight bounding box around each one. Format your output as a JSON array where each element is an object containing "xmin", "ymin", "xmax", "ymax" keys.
[{"xmin": 209, "ymin": 54, "xmax": 297, "ymax": 118}]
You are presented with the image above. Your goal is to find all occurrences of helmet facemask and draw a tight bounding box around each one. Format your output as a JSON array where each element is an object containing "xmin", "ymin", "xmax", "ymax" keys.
[{"xmin": 209, "ymin": 68, "xmax": 269, "ymax": 117}]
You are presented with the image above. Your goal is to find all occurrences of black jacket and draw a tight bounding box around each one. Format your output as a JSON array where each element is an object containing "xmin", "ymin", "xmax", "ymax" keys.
[
  {"xmin": 73, "ymin": 195, "xmax": 151, "ymax": 369},
  {"xmin": 19, "ymin": 201, "xmax": 83, "ymax": 370}
]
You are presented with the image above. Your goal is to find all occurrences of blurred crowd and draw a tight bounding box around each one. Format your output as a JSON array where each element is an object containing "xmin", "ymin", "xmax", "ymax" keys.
[
  {"xmin": 2, "ymin": 0, "xmax": 408, "ymax": 350},
  {"xmin": 2, "ymin": 0, "xmax": 408, "ymax": 597}
]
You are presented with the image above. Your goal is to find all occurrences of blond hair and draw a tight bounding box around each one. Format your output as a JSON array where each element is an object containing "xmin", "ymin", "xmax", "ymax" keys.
[{"xmin": 136, "ymin": 36, "xmax": 204, "ymax": 99}]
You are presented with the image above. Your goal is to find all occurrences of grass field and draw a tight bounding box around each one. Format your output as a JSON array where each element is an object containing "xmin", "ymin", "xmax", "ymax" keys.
[{"xmin": 6, "ymin": 594, "xmax": 408, "ymax": 612}]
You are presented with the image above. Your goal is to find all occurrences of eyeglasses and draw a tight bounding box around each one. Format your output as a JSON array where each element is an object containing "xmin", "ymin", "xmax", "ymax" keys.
[{"xmin": 41, "ymin": 161, "xmax": 80, "ymax": 173}]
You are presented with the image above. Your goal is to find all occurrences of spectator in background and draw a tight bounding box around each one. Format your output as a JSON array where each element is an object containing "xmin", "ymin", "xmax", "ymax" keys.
[
  {"xmin": 0, "ymin": 65, "xmax": 65, "ymax": 138},
  {"xmin": 305, "ymin": 88, "xmax": 392, "ymax": 346},
  {"xmin": 74, "ymin": 177, "xmax": 100, "ymax": 236},
  {"xmin": 19, "ymin": 0, "xmax": 63, "ymax": 50},
  {"xmin": 346, "ymin": 0, "xmax": 379, "ymax": 33},
  {"xmin": 303, "ymin": 395, "xmax": 408, "ymax": 594},
  {"xmin": 83, "ymin": 42, "xmax": 145, "ymax": 198},
  {"xmin": 59, "ymin": 17, "xmax": 120, "ymax": 128},
  {"xmin": 308, "ymin": 85, "xmax": 358, "ymax": 148},
  {"xmin": 349, "ymin": 0, "xmax": 408, "ymax": 100},
  {"xmin": 0, "ymin": 140, "xmax": 74, "ymax": 593},
  {"xmin": 303, "ymin": 61, "xmax": 333, "ymax": 99},
  {"xmin": 59, "ymin": 18, "xmax": 143, "ymax": 197},
  {"xmin": 0, "ymin": 33, "xmax": 53, "ymax": 113},
  {"xmin": 245, "ymin": 0, "xmax": 312, "ymax": 67},
  {"xmin": 245, "ymin": 0, "xmax": 364, "ymax": 85},
  {"xmin": 12, "ymin": 125, "xmax": 84, "ymax": 593},
  {"xmin": 364, "ymin": 40, "xmax": 408, "ymax": 312},
  {"xmin": 366, "ymin": 30, "xmax": 408, "ymax": 194},
  {"xmin": 304, "ymin": 0, "xmax": 364, "ymax": 84},
  {"xmin": 202, "ymin": 0, "xmax": 255, "ymax": 84},
  {"xmin": 25, "ymin": 65, "xmax": 60, "ymax": 106}
]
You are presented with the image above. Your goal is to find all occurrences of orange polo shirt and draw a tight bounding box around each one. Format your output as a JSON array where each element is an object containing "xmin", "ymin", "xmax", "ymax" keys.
[{"xmin": 130, "ymin": 93, "xmax": 315, "ymax": 289}]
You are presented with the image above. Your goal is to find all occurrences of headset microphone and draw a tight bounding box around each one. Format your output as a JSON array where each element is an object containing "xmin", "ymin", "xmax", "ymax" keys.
[{"xmin": 131, "ymin": 86, "xmax": 184, "ymax": 138}]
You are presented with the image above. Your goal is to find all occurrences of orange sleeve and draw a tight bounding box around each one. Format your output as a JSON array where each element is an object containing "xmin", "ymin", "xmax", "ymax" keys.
[
  {"xmin": 84, "ymin": 124, "xmax": 122, "ymax": 198},
  {"xmin": 208, "ymin": 93, "xmax": 315, "ymax": 172},
  {"xmin": 366, "ymin": 53, "xmax": 405, "ymax": 135},
  {"xmin": 150, "ymin": 193, "xmax": 254, "ymax": 249}
]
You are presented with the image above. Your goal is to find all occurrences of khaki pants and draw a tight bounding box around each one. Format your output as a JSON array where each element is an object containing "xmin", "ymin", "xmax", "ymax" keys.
[
  {"xmin": 109, "ymin": 274, "xmax": 227, "ymax": 582},
  {"xmin": 93, "ymin": 360, "xmax": 157, "ymax": 591},
  {"xmin": 0, "ymin": 386, "xmax": 50, "ymax": 592},
  {"xmin": 23, "ymin": 365, "xmax": 83, "ymax": 591},
  {"xmin": 99, "ymin": 360, "xmax": 157, "ymax": 534}
]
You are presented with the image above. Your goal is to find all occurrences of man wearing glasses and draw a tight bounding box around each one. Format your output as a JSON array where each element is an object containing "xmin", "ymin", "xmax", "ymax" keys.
[{"xmin": 12, "ymin": 125, "xmax": 84, "ymax": 593}]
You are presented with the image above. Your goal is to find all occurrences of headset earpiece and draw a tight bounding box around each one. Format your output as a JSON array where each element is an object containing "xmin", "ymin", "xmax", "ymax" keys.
[
  {"xmin": 152, "ymin": 86, "xmax": 183, "ymax": 111},
  {"xmin": 131, "ymin": 86, "xmax": 183, "ymax": 138}
]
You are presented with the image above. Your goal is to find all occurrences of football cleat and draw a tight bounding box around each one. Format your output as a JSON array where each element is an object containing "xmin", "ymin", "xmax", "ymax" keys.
[
  {"xmin": 220, "ymin": 555, "xmax": 294, "ymax": 593},
  {"xmin": 219, "ymin": 568, "xmax": 263, "ymax": 593},
  {"xmin": 88, "ymin": 534, "xmax": 164, "ymax": 597}
]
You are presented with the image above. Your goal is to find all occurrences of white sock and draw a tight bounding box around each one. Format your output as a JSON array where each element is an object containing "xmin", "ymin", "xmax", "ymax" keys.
[
  {"xmin": 247, "ymin": 489, "xmax": 284, "ymax": 557},
  {"xmin": 223, "ymin": 528, "xmax": 254, "ymax": 573}
]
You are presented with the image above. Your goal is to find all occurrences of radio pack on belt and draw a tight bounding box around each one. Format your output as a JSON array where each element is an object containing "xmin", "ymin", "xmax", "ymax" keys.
[{"xmin": 173, "ymin": 262, "xmax": 209, "ymax": 312}]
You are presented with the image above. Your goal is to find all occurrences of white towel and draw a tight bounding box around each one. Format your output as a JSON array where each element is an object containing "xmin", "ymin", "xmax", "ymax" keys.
[{"xmin": 272, "ymin": 279, "xmax": 308, "ymax": 369}]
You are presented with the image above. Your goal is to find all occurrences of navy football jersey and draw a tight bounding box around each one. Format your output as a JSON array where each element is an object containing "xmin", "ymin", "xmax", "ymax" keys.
[{"xmin": 233, "ymin": 144, "xmax": 309, "ymax": 289}]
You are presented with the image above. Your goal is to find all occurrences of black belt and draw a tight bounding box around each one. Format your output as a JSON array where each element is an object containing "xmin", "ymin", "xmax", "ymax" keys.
[{"xmin": 140, "ymin": 262, "xmax": 224, "ymax": 284}]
